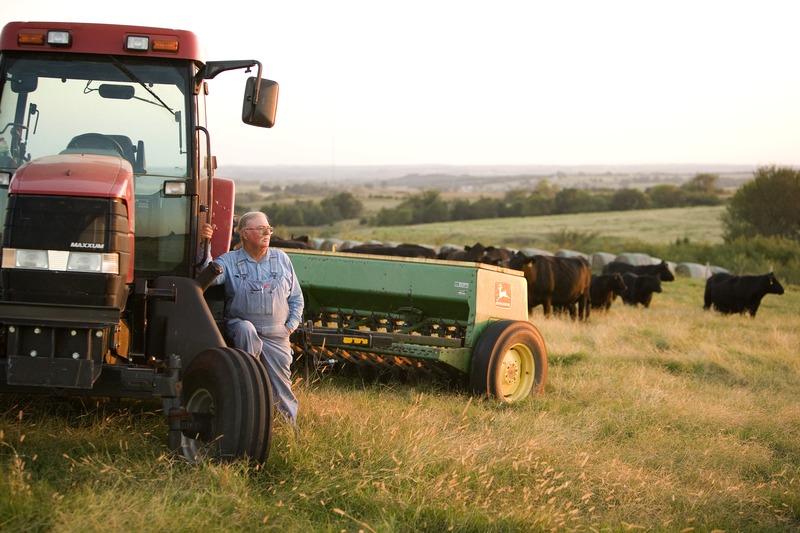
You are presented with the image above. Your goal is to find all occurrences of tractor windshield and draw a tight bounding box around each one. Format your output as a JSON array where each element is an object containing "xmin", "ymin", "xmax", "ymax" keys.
[
  {"xmin": 0, "ymin": 53, "xmax": 200, "ymax": 277},
  {"xmin": 0, "ymin": 53, "xmax": 191, "ymax": 177}
]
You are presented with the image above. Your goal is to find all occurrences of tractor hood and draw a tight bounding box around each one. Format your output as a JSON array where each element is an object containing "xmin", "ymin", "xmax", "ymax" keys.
[{"xmin": 10, "ymin": 154, "xmax": 134, "ymax": 205}]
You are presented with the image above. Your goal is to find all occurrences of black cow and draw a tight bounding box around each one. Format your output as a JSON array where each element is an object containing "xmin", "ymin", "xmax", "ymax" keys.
[
  {"xmin": 603, "ymin": 260, "xmax": 675, "ymax": 282},
  {"xmin": 441, "ymin": 242, "xmax": 486, "ymax": 262},
  {"xmin": 270, "ymin": 235, "xmax": 315, "ymax": 249},
  {"xmin": 340, "ymin": 243, "xmax": 437, "ymax": 259},
  {"xmin": 590, "ymin": 273, "xmax": 627, "ymax": 310},
  {"xmin": 619, "ymin": 273, "xmax": 662, "ymax": 308},
  {"xmin": 507, "ymin": 252, "xmax": 592, "ymax": 320},
  {"xmin": 703, "ymin": 272, "xmax": 784, "ymax": 317},
  {"xmin": 478, "ymin": 246, "xmax": 516, "ymax": 267}
]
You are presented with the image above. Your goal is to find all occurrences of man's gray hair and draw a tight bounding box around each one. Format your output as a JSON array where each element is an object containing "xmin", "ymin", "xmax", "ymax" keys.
[{"xmin": 237, "ymin": 211, "xmax": 270, "ymax": 234}]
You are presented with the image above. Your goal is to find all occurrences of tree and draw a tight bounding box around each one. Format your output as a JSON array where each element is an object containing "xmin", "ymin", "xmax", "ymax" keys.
[
  {"xmin": 375, "ymin": 206, "xmax": 413, "ymax": 226},
  {"xmin": 682, "ymin": 173, "xmax": 719, "ymax": 194},
  {"xmin": 451, "ymin": 197, "xmax": 504, "ymax": 221},
  {"xmin": 417, "ymin": 190, "xmax": 450, "ymax": 223},
  {"xmin": 680, "ymin": 173, "xmax": 723, "ymax": 206},
  {"xmin": 320, "ymin": 192, "xmax": 363, "ymax": 221},
  {"xmin": 722, "ymin": 165, "xmax": 800, "ymax": 241},
  {"xmin": 554, "ymin": 188, "xmax": 606, "ymax": 214},
  {"xmin": 395, "ymin": 190, "xmax": 450, "ymax": 224},
  {"xmin": 609, "ymin": 188, "xmax": 651, "ymax": 211},
  {"xmin": 505, "ymin": 180, "xmax": 558, "ymax": 216},
  {"xmin": 646, "ymin": 184, "xmax": 686, "ymax": 208},
  {"xmin": 263, "ymin": 201, "xmax": 309, "ymax": 226}
]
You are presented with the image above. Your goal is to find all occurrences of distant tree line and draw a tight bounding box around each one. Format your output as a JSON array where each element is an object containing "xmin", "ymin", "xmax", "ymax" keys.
[
  {"xmin": 257, "ymin": 168, "xmax": 800, "ymax": 250},
  {"xmin": 261, "ymin": 192, "xmax": 364, "ymax": 226},
  {"xmin": 371, "ymin": 173, "xmax": 723, "ymax": 226}
]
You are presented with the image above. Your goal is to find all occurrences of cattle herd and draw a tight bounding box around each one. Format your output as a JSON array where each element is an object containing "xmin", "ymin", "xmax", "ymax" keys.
[{"xmin": 270, "ymin": 236, "xmax": 786, "ymax": 320}]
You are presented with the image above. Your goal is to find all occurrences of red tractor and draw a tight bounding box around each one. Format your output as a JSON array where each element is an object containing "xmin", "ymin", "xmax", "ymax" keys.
[{"xmin": 0, "ymin": 21, "xmax": 278, "ymax": 464}]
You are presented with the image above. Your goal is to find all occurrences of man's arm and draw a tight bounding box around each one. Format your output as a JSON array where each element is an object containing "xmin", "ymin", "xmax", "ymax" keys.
[
  {"xmin": 285, "ymin": 261, "xmax": 304, "ymax": 333},
  {"xmin": 200, "ymin": 223, "xmax": 226, "ymax": 286}
]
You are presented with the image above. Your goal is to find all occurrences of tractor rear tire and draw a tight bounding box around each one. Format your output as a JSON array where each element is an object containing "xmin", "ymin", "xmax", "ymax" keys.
[
  {"xmin": 470, "ymin": 320, "xmax": 547, "ymax": 403},
  {"xmin": 172, "ymin": 347, "xmax": 273, "ymax": 465}
]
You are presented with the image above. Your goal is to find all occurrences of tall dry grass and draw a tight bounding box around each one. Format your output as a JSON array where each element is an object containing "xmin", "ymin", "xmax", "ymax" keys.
[{"xmin": 2, "ymin": 280, "xmax": 798, "ymax": 532}]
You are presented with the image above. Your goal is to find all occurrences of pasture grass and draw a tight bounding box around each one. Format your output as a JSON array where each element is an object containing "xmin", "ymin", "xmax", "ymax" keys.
[
  {"xmin": 2, "ymin": 278, "xmax": 798, "ymax": 532},
  {"xmin": 281, "ymin": 206, "xmax": 728, "ymax": 249}
]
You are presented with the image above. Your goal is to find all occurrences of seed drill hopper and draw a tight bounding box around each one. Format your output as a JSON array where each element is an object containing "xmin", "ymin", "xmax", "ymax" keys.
[{"xmin": 285, "ymin": 250, "xmax": 547, "ymax": 402}]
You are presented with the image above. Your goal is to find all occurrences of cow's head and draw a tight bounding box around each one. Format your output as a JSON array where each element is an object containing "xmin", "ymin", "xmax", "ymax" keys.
[
  {"xmin": 507, "ymin": 251, "xmax": 534, "ymax": 271},
  {"xmin": 765, "ymin": 272, "xmax": 785, "ymax": 295},
  {"xmin": 648, "ymin": 275, "xmax": 663, "ymax": 293},
  {"xmin": 657, "ymin": 261, "xmax": 675, "ymax": 281}
]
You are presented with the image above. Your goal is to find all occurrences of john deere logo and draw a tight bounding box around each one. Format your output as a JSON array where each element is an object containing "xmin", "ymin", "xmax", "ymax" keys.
[
  {"xmin": 343, "ymin": 337, "xmax": 368, "ymax": 345},
  {"xmin": 495, "ymin": 282, "xmax": 511, "ymax": 309}
]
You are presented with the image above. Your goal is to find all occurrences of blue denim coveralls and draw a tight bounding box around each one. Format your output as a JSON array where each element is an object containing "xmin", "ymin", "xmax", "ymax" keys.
[{"xmin": 210, "ymin": 247, "xmax": 304, "ymax": 424}]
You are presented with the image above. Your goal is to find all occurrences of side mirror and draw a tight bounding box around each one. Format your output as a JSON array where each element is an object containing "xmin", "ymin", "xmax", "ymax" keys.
[
  {"xmin": 11, "ymin": 74, "xmax": 37, "ymax": 94},
  {"xmin": 242, "ymin": 78, "xmax": 278, "ymax": 128}
]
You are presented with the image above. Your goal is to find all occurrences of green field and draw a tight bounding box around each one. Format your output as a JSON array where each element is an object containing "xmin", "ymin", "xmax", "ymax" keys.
[{"xmin": 281, "ymin": 205, "xmax": 727, "ymax": 251}]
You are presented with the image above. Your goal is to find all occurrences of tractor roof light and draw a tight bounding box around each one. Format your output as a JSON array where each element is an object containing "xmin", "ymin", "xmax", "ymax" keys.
[
  {"xmin": 152, "ymin": 38, "xmax": 179, "ymax": 53},
  {"xmin": 47, "ymin": 30, "xmax": 71, "ymax": 46},
  {"xmin": 17, "ymin": 31, "xmax": 46, "ymax": 46},
  {"xmin": 126, "ymin": 35, "xmax": 150, "ymax": 51}
]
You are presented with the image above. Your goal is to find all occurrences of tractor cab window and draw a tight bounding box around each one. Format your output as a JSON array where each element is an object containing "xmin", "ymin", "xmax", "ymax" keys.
[
  {"xmin": 0, "ymin": 53, "xmax": 196, "ymax": 276},
  {"xmin": 0, "ymin": 54, "xmax": 191, "ymax": 176}
]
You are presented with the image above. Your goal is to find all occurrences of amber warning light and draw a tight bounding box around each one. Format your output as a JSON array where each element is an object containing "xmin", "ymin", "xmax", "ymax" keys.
[{"xmin": 126, "ymin": 35, "xmax": 179, "ymax": 53}]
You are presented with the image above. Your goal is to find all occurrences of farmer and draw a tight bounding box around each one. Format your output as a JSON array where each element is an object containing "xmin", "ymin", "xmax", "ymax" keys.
[{"xmin": 201, "ymin": 211, "xmax": 304, "ymax": 427}]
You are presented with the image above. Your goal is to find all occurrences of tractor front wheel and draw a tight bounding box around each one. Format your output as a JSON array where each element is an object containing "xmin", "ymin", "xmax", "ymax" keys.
[
  {"xmin": 470, "ymin": 320, "xmax": 547, "ymax": 403},
  {"xmin": 171, "ymin": 347, "xmax": 273, "ymax": 465}
]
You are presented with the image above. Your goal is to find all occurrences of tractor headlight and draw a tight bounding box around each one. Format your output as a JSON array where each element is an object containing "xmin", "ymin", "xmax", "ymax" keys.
[
  {"xmin": 2, "ymin": 248, "xmax": 119, "ymax": 274},
  {"xmin": 66, "ymin": 252, "xmax": 119, "ymax": 274},
  {"xmin": 67, "ymin": 252, "xmax": 102, "ymax": 272},
  {"xmin": 14, "ymin": 249, "xmax": 48, "ymax": 269}
]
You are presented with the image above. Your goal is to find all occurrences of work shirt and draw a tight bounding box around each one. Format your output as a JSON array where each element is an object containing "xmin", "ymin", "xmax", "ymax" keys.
[{"xmin": 210, "ymin": 247, "xmax": 304, "ymax": 336}]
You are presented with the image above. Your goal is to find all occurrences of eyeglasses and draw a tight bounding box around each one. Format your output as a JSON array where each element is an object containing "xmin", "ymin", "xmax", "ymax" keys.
[{"xmin": 243, "ymin": 226, "xmax": 274, "ymax": 235}]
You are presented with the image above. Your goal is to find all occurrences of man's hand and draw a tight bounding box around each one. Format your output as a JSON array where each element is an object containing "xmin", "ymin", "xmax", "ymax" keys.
[{"xmin": 201, "ymin": 223, "xmax": 215, "ymax": 241}]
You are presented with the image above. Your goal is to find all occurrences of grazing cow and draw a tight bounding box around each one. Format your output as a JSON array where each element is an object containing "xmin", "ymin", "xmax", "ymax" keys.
[
  {"xmin": 270, "ymin": 235, "xmax": 315, "ymax": 249},
  {"xmin": 442, "ymin": 242, "xmax": 486, "ymax": 262},
  {"xmin": 507, "ymin": 252, "xmax": 592, "ymax": 320},
  {"xmin": 590, "ymin": 273, "xmax": 628, "ymax": 311},
  {"xmin": 703, "ymin": 272, "xmax": 784, "ymax": 317},
  {"xmin": 603, "ymin": 260, "xmax": 675, "ymax": 282},
  {"xmin": 478, "ymin": 246, "xmax": 516, "ymax": 267},
  {"xmin": 619, "ymin": 273, "xmax": 662, "ymax": 307},
  {"xmin": 340, "ymin": 243, "xmax": 437, "ymax": 259}
]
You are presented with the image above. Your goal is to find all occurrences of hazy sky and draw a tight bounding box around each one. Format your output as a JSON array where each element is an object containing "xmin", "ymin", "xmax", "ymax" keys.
[{"xmin": 2, "ymin": 1, "xmax": 799, "ymax": 169}]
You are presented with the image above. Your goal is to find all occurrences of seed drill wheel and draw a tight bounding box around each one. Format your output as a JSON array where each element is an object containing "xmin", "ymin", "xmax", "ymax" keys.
[
  {"xmin": 171, "ymin": 347, "xmax": 274, "ymax": 465},
  {"xmin": 470, "ymin": 320, "xmax": 547, "ymax": 402}
]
